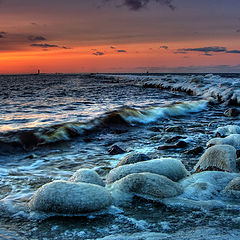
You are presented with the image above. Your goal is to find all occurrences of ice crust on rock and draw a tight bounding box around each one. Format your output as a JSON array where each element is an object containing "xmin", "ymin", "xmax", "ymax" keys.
[
  {"xmin": 109, "ymin": 173, "xmax": 183, "ymax": 204},
  {"xmin": 207, "ymin": 134, "xmax": 240, "ymax": 150},
  {"xmin": 28, "ymin": 180, "xmax": 112, "ymax": 214},
  {"xmin": 70, "ymin": 168, "xmax": 104, "ymax": 186},
  {"xmin": 214, "ymin": 125, "xmax": 240, "ymax": 137},
  {"xmin": 223, "ymin": 176, "xmax": 240, "ymax": 198},
  {"xmin": 106, "ymin": 158, "xmax": 189, "ymax": 184},
  {"xmin": 194, "ymin": 144, "xmax": 237, "ymax": 173},
  {"xmin": 179, "ymin": 171, "xmax": 239, "ymax": 201}
]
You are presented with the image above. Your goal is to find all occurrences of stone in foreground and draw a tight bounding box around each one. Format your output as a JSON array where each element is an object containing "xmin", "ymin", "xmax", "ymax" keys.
[
  {"xmin": 70, "ymin": 168, "xmax": 104, "ymax": 186},
  {"xmin": 194, "ymin": 145, "xmax": 237, "ymax": 173},
  {"xmin": 106, "ymin": 158, "xmax": 189, "ymax": 184},
  {"xmin": 28, "ymin": 180, "xmax": 112, "ymax": 213},
  {"xmin": 110, "ymin": 172, "xmax": 183, "ymax": 201}
]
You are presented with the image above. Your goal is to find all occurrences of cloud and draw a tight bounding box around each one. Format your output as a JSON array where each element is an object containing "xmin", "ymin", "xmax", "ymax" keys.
[
  {"xmin": 178, "ymin": 46, "xmax": 227, "ymax": 53},
  {"xmin": 103, "ymin": 0, "xmax": 175, "ymax": 11},
  {"xmin": 110, "ymin": 46, "xmax": 116, "ymax": 49},
  {"xmin": 226, "ymin": 50, "xmax": 240, "ymax": 54},
  {"xmin": 175, "ymin": 46, "xmax": 240, "ymax": 55},
  {"xmin": 31, "ymin": 43, "xmax": 59, "ymax": 48},
  {"xmin": 30, "ymin": 43, "xmax": 69, "ymax": 49},
  {"xmin": 28, "ymin": 35, "xmax": 47, "ymax": 42},
  {"xmin": 0, "ymin": 31, "xmax": 6, "ymax": 38},
  {"xmin": 136, "ymin": 64, "xmax": 240, "ymax": 73},
  {"xmin": 117, "ymin": 49, "xmax": 127, "ymax": 52},
  {"xmin": 92, "ymin": 51, "xmax": 104, "ymax": 56},
  {"xmin": 160, "ymin": 45, "xmax": 168, "ymax": 50}
]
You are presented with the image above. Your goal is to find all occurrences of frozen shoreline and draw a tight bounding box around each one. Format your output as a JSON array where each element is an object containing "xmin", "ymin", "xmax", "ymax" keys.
[{"xmin": 102, "ymin": 74, "xmax": 240, "ymax": 106}]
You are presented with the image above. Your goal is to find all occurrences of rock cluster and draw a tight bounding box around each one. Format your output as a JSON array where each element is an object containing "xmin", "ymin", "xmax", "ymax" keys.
[{"xmin": 28, "ymin": 124, "xmax": 240, "ymax": 215}]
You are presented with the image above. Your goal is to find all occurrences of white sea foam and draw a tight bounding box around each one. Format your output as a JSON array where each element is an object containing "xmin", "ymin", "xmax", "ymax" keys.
[{"xmin": 120, "ymin": 100, "xmax": 208, "ymax": 124}]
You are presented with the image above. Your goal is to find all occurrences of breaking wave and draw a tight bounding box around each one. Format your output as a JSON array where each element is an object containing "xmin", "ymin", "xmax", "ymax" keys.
[{"xmin": 0, "ymin": 100, "xmax": 208, "ymax": 152}]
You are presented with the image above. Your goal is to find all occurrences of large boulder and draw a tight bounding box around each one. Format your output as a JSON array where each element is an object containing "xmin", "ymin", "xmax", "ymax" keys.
[
  {"xmin": 106, "ymin": 158, "xmax": 189, "ymax": 184},
  {"xmin": 207, "ymin": 134, "xmax": 240, "ymax": 150},
  {"xmin": 179, "ymin": 171, "xmax": 239, "ymax": 200},
  {"xmin": 194, "ymin": 145, "xmax": 237, "ymax": 173},
  {"xmin": 109, "ymin": 173, "xmax": 183, "ymax": 203},
  {"xmin": 116, "ymin": 152, "xmax": 150, "ymax": 167},
  {"xmin": 223, "ymin": 176, "xmax": 240, "ymax": 198},
  {"xmin": 70, "ymin": 168, "xmax": 104, "ymax": 186},
  {"xmin": 214, "ymin": 125, "xmax": 240, "ymax": 137},
  {"xmin": 28, "ymin": 180, "xmax": 112, "ymax": 214}
]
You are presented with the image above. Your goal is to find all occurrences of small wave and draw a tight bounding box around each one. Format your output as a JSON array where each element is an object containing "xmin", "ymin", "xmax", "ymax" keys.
[
  {"xmin": 119, "ymin": 100, "xmax": 208, "ymax": 124},
  {"xmin": 0, "ymin": 100, "xmax": 208, "ymax": 152}
]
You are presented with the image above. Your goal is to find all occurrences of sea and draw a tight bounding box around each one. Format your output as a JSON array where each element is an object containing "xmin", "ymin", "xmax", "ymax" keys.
[{"xmin": 0, "ymin": 73, "xmax": 240, "ymax": 239}]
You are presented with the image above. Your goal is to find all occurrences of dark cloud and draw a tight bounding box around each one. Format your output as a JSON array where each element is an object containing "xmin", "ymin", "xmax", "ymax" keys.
[
  {"xmin": 175, "ymin": 46, "xmax": 240, "ymax": 55},
  {"xmin": 174, "ymin": 50, "xmax": 188, "ymax": 54},
  {"xmin": 110, "ymin": 46, "xmax": 116, "ymax": 49},
  {"xmin": 103, "ymin": 0, "xmax": 175, "ymax": 11},
  {"xmin": 28, "ymin": 35, "xmax": 47, "ymax": 42},
  {"xmin": 30, "ymin": 43, "xmax": 69, "ymax": 49},
  {"xmin": 92, "ymin": 51, "xmax": 104, "ymax": 56},
  {"xmin": 0, "ymin": 31, "xmax": 6, "ymax": 38},
  {"xmin": 117, "ymin": 49, "xmax": 127, "ymax": 52},
  {"xmin": 136, "ymin": 64, "xmax": 240, "ymax": 73},
  {"xmin": 236, "ymin": 29, "xmax": 240, "ymax": 33},
  {"xmin": 226, "ymin": 50, "xmax": 240, "ymax": 54},
  {"xmin": 203, "ymin": 52, "xmax": 213, "ymax": 56},
  {"xmin": 31, "ymin": 43, "xmax": 59, "ymax": 48},
  {"xmin": 178, "ymin": 46, "xmax": 227, "ymax": 53},
  {"xmin": 160, "ymin": 45, "xmax": 168, "ymax": 50}
]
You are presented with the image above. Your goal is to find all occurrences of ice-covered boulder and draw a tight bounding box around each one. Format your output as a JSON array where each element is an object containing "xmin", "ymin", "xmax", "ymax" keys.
[
  {"xmin": 207, "ymin": 134, "xmax": 240, "ymax": 150},
  {"xmin": 180, "ymin": 171, "xmax": 239, "ymax": 200},
  {"xmin": 28, "ymin": 180, "xmax": 112, "ymax": 213},
  {"xmin": 106, "ymin": 158, "xmax": 189, "ymax": 184},
  {"xmin": 109, "ymin": 173, "xmax": 183, "ymax": 203},
  {"xmin": 116, "ymin": 152, "xmax": 150, "ymax": 167},
  {"xmin": 194, "ymin": 145, "xmax": 237, "ymax": 173},
  {"xmin": 70, "ymin": 168, "xmax": 104, "ymax": 186},
  {"xmin": 214, "ymin": 125, "xmax": 240, "ymax": 137},
  {"xmin": 223, "ymin": 176, "xmax": 240, "ymax": 198}
]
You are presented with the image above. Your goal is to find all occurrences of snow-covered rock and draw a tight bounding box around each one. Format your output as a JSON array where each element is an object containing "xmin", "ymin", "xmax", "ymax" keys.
[
  {"xmin": 106, "ymin": 158, "xmax": 189, "ymax": 184},
  {"xmin": 194, "ymin": 145, "xmax": 237, "ymax": 173},
  {"xmin": 70, "ymin": 168, "xmax": 104, "ymax": 186},
  {"xmin": 214, "ymin": 125, "xmax": 240, "ymax": 137},
  {"xmin": 28, "ymin": 180, "xmax": 112, "ymax": 213},
  {"xmin": 207, "ymin": 134, "xmax": 240, "ymax": 150},
  {"xmin": 109, "ymin": 173, "xmax": 183, "ymax": 204}
]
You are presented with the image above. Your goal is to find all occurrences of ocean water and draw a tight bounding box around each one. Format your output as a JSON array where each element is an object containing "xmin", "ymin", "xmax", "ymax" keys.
[{"xmin": 0, "ymin": 73, "xmax": 240, "ymax": 239}]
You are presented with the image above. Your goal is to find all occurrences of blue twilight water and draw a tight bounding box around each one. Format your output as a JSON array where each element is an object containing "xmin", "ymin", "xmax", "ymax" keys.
[
  {"xmin": 0, "ymin": 74, "xmax": 185, "ymax": 132},
  {"xmin": 0, "ymin": 73, "xmax": 240, "ymax": 240}
]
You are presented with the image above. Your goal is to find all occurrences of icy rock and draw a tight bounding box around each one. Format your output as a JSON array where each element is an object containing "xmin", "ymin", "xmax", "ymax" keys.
[
  {"xmin": 180, "ymin": 171, "xmax": 239, "ymax": 200},
  {"xmin": 214, "ymin": 125, "xmax": 240, "ymax": 137},
  {"xmin": 70, "ymin": 168, "xmax": 104, "ymax": 186},
  {"xmin": 106, "ymin": 158, "xmax": 189, "ymax": 184},
  {"xmin": 116, "ymin": 152, "xmax": 150, "ymax": 167},
  {"xmin": 28, "ymin": 180, "xmax": 112, "ymax": 213},
  {"xmin": 223, "ymin": 176, "xmax": 240, "ymax": 198},
  {"xmin": 109, "ymin": 173, "xmax": 183, "ymax": 203},
  {"xmin": 207, "ymin": 134, "xmax": 240, "ymax": 150},
  {"xmin": 194, "ymin": 145, "xmax": 237, "ymax": 173}
]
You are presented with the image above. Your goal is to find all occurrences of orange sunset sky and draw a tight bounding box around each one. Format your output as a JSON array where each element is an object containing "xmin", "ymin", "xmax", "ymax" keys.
[{"xmin": 1, "ymin": 0, "xmax": 240, "ymax": 74}]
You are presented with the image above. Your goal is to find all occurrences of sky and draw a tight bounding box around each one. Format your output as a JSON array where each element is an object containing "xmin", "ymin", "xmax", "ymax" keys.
[{"xmin": 0, "ymin": 0, "xmax": 240, "ymax": 74}]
